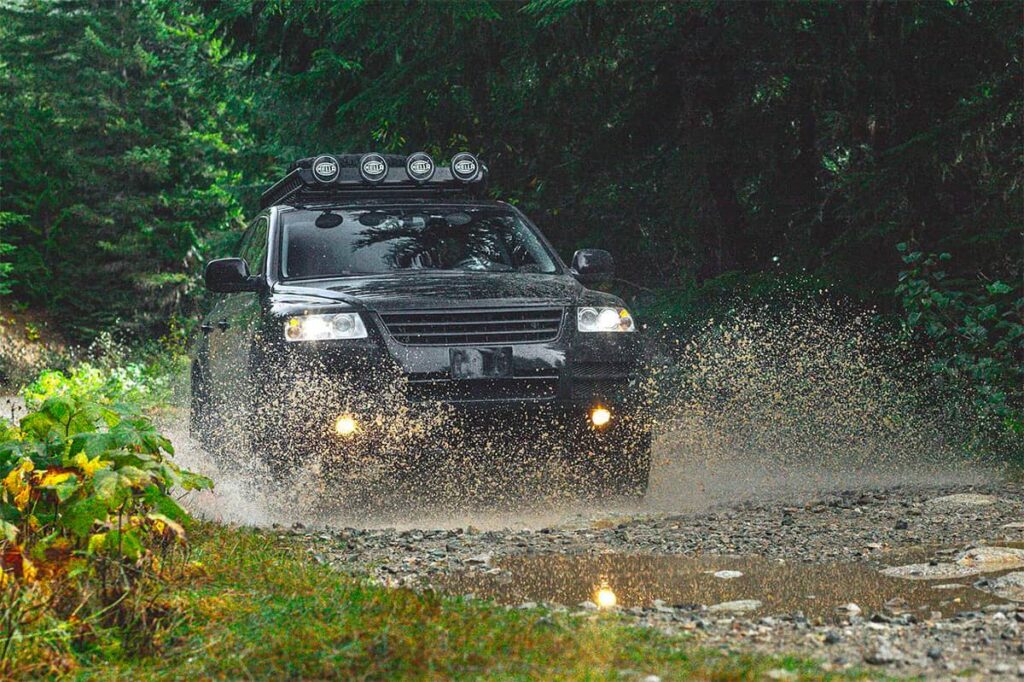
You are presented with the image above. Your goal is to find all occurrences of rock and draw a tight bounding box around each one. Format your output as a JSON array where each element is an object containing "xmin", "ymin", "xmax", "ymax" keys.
[
  {"xmin": 895, "ymin": 520, "xmax": 909, "ymax": 530},
  {"xmin": 931, "ymin": 583, "xmax": 964, "ymax": 590},
  {"xmin": 712, "ymin": 570, "xmax": 743, "ymax": 579},
  {"xmin": 764, "ymin": 670, "xmax": 797, "ymax": 680},
  {"xmin": 925, "ymin": 493, "xmax": 998, "ymax": 508},
  {"xmin": 957, "ymin": 546, "xmax": 1024, "ymax": 570},
  {"xmin": 836, "ymin": 602, "xmax": 862, "ymax": 617},
  {"xmin": 708, "ymin": 599, "xmax": 762, "ymax": 613},
  {"xmin": 974, "ymin": 571, "xmax": 1024, "ymax": 602},
  {"xmin": 823, "ymin": 630, "xmax": 842, "ymax": 644},
  {"xmin": 1000, "ymin": 521, "xmax": 1024, "ymax": 530},
  {"xmin": 926, "ymin": 646, "xmax": 942, "ymax": 660},
  {"xmin": 578, "ymin": 600, "xmax": 598, "ymax": 610},
  {"xmin": 465, "ymin": 554, "xmax": 491, "ymax": 566},
  {"xmin": 881, "ymin": 545, "xmax": 1024, "ymax": 580},
  {"xmin": 518, "ymin": 601, "xmax": 537, "ymax": 610},
  {"xmin": 864, "ymin": 639, "xmax": 901, "ymax": 665},
  {"xmin": 641, "ymin": 676, "xmax": 662, "ymax": 682}
]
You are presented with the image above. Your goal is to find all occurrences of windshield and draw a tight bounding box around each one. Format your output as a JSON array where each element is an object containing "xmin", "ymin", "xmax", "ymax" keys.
[{"xmin": 279, "ymin": 206, "xmax": 559, "ymax": 279}]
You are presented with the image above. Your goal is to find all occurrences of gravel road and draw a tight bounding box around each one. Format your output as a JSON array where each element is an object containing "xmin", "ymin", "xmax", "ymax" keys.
[{"xmin": 281, "ymin": 479, "xmax": 1024, "ymax": 680}]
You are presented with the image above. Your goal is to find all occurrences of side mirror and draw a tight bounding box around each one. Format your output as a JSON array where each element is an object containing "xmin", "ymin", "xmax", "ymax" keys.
[
  {"xmin": 205, "ymin": 258, "xmax": 257, "ymax": 293},
  {"xmin": 571, "ymin": 249, "xmax": 615, "ymax": 285}
]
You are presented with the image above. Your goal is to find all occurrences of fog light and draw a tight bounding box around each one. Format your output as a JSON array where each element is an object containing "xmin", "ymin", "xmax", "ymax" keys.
[
  {"xmin": 590, "ymin": 406, "xmax": 611, "ymax": 427},
  {"xmin": 335, "ymin": 414, "xmax": 358, "ymax": 436}
]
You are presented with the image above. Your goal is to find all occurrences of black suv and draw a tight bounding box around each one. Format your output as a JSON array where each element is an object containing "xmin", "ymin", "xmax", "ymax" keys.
[{"xmin": 191, "ymin": 153, "xmax": 650, "ymax": 495}]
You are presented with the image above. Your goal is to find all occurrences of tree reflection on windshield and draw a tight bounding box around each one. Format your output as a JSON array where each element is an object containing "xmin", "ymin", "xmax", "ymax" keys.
[{"xmin": 282, "ymin": 207, "xmax": 557, "ymax": 279}]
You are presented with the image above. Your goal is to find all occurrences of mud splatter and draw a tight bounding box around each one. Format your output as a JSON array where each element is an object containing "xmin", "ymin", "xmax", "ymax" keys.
[{"xmin": 172, "ymin": 302, "xmax": 1007, "ymax": 528}]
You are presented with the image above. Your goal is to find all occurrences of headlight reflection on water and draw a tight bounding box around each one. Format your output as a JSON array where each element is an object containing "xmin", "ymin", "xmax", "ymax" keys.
[{"xmin": 594, "ymin": 582, "xmax": 617, "ymax": 609}]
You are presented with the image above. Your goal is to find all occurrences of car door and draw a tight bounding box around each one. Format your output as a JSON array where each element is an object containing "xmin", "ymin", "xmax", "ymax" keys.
[{"xmin": 207, "ymin": 216, "xmax": 269, "ymax": 418}]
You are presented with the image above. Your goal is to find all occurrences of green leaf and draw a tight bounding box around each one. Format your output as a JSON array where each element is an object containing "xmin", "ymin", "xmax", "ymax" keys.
[
  {"xmin": 143, "ymin": 484, "xmax": 188, "ymax": 522},
  {"xmin": 0, "ymin": 519, "xmax": 18, "ymax": 542},
  {"xmin": 54, "ymin": 475, "xmax": 81, "ymax": 503},
  {"xmin": 986, "ymin": 281, "xmax": 1013, "ymax": 295},
  {"xmin": 107, "ymin": 529, "xmax": 143, "ymax": 560},
  {"xmin": 62, "ymin": 497, "xmax": 109, "ymax": 538},
  {"xmin": 92, "ymin": 468, "xmax": 129, "ymax": 505}
]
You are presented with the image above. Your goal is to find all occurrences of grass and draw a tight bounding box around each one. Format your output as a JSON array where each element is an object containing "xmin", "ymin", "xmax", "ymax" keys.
[{"xmin": 72, "ymin": 524, "xmax": 872, "ymax": 681}]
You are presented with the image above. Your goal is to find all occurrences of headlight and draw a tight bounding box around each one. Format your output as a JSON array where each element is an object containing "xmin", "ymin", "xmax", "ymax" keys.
[
  {"xmin": 284, "ymin": 313, "xmax": 367, "ymax": 342},
  {"xmin": 576, "ymin": 306, "xmax": 635, "ymax": 333}
]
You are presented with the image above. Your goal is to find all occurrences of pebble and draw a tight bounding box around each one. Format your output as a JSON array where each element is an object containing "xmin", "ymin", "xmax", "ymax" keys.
[
  {"xmin": 975, "ymin": 571, "xmax": 1024, "ymax": 602},
  {"xmin": 712, "ymin": 570, "xmax": 743, "ymax": 579},
  {"xmin": 708, "ymin": 599, "xmax": 762, "ymax": 613},
  {"xmin": 864, "ymin": 640, "xmax": 901, "ymax": 665},
  {"xmin": 925, "ymin": 493, "xmax": 998, "ymax": 508}
]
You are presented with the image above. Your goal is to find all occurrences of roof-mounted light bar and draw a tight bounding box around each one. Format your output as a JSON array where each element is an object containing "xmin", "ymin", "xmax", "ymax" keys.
[
  {"xmin": 260, "ymin": 151, "xmax": 487, "ymax": 208},
  {"xmin": 359, "ymin": 153, "xmax": 389, "ymax": 183}
]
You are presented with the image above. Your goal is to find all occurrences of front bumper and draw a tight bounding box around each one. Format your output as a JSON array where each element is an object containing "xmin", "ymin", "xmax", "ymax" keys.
[{"xmin": 251, "ymin": 306, "xmax": 650, "ymax": 445}]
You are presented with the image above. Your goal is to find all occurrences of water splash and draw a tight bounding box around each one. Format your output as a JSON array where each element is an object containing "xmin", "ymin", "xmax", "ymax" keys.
[{"xmin": 170, "ymin": 300, "xmax": 1006, "ymax": 528}]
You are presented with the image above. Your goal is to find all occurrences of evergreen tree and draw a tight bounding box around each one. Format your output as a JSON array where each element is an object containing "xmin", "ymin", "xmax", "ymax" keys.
[{"xmin": 0, "ymin": 0, "xmax": 250, "ymax": 338}]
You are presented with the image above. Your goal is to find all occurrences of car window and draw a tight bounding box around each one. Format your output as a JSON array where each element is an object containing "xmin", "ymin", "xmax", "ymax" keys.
[
  {"xmin": 239, "ymin": 217, "xmax": 270, "ymax": 272},
  {"xmin": 279, "ymin": 206, "xmax": 558, "ymax": 279}
]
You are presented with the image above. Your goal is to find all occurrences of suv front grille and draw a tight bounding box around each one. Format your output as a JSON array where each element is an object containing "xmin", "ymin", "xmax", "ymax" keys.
[{"xmin": 379, "ymin": 307, "xmax": 564, "ymax": 346}]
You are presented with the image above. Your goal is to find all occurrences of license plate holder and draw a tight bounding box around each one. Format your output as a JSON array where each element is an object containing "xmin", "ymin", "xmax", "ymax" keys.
[{"xmin": 450, "ymin": 347, "xmax": 513, "ymax": 380}]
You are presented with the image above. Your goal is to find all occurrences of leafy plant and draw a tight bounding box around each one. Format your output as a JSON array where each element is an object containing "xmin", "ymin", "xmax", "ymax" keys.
[
  {"xmin": 0, "ymin": 212, "xmax": 18, "ymax": 296},
  {"xmin": 897, "ymin": 244, "xmax": 1024, "ymax": 439},
  {"xmin": 0, "ymin": 378, "xmax": 212, "ymax": 672},
  {"xmin": 21, "ymin": 363, "xmax": 171, "ymax": 412}
]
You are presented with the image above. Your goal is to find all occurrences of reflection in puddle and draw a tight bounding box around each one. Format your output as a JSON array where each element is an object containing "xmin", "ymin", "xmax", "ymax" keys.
[{"xmin": 437, "ymin": 553, "xmax": 1015, "ymax": 620}]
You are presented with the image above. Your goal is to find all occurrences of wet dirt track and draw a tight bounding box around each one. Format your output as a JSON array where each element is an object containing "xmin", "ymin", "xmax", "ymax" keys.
[
  {"xmin": 178, "ymin": 421, "xmax": 1024, "ymax": 681},
  {"xmin": 292, "ymin": 481, "xmax": 1023, "ymax": 679}
]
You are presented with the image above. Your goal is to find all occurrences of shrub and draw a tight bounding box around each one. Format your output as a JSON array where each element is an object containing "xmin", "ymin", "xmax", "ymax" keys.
[
  {"xmin": 0, "ymin": 375, "xmax": 212, "ymax": 673},
  {"xmin": 897, "ymin": 245, "xmax": 1024, "ymax": 447}
]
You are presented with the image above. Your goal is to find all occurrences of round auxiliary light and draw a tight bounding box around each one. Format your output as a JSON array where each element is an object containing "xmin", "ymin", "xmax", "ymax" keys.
[
  {"xmin": 405, "ymin": 152, "xmax": 436, "ymax": 182},
  {"xmin": 359, "ymin": 153, "xmax": 389, "ymax": 183},
  {"xmin": 591, "ymin": 406, "xmax": 611, "ymax": 427},
  {"xmin": 335, "ymin": 414, "xmax": 358, "ymax": 437},
  {"xmin": 450, "ymin": 152, "xmax": 481, "ymax": 182},
  {"xmin": 311, "ymin": 154, "xmax": 340, "ymax": 183}
]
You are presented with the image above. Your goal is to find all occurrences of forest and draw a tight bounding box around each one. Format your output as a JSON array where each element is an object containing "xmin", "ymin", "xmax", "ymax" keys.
[
  {"xmin": 1, "ymin": 2, "xmax": 1023, "ymax": 677},
  {"xmin": 1, "ymin": 0, "xmax": 1021, "ymax": 427}
]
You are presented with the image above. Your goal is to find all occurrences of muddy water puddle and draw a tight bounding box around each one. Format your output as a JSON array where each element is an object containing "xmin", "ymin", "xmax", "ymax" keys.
[{"xmin": 437, "ymin": 553, "xmax": 1015, "ymax": 620}]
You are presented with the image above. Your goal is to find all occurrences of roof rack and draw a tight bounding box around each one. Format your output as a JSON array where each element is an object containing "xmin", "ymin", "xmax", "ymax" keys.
[{"xmin": 260, "ymin": 152, "xmax": 488, "ymax": 209}]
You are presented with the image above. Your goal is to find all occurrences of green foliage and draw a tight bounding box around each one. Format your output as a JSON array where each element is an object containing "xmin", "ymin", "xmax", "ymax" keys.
[
  {"xmin": 897, "ymin": 244, "xmax": 1024, "ymax": 429},
  {"xmin": 0, "ymin": 0, "xmax": 251, "ymax": 341},
  {"xmin": 203, "ymin": 1, "xmax": 1020, "ymax": 299},
  {"xmin": 21, "ymin": 363, "xmax": 170, "ymax": 411},
  {"xmin": 0, "ymin": 368, "xmax": 212, "ymax": 673},
  {"xmin": 0, "ymin": 213, "xmax": 19, "ymax": 296}
]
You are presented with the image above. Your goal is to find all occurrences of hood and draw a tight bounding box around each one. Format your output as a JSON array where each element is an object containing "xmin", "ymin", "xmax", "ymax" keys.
[{"xmin": 272, "ymin": 271, "xmax": 587, "ymax": 311}]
